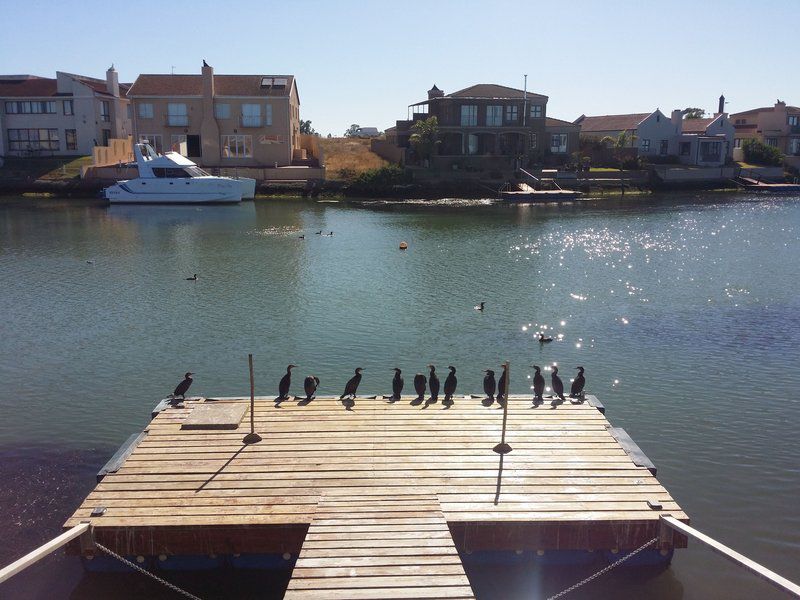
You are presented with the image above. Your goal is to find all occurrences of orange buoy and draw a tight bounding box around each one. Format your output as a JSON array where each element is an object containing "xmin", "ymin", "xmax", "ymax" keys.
[{"xmin": 399, "ymin": 241, "xmax": 408, "ymax": 250}]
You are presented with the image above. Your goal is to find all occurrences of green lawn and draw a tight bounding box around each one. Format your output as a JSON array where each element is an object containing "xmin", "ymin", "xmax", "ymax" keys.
[
  {"xmin": 589, "ymin": 167, "xmax": 621, "ymax": 172},
  {"xmin": 0, "ymin": 156, "xmax": 92, "ymax": 180}
]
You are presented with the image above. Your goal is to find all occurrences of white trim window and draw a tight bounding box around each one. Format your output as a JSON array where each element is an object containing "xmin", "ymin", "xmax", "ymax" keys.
[
  {"xmin": 63, "ymin": 100, "xmax": 74, "ymax": 115},
  {"xmin": 641, "ymin": 138, "xmax": 651, "ymax": 152},
  {"xmin": 100, "ymin": 101, "xmax": 110, "ymax": 122},
  {"xmin": 222, "ymin": 134, "xmax": 252, "ymax": 158},
  {"xmin": 167, "ymin": 103, "xmax": 188, "ymax": 126},
  {"xmin": 138, "ymin": 103, "xmax": 154, "ymax": 119},
  {"xmin": 550, "ymin": 133, "xmax": 567, "ymax": 153},
  {"xmin": 765, "ymin": 137, "xmax": 778, "ymax": 147},
  {"xmin": 138, "ymin": 134, "xmax": 163, "ymax": 153},
  {"xmin": 505, "ymin": 105, "xmax": 518, "ymax": 123},
  {"xmin": 734, "ymin": 138, "xmax": 742, "ymax": 148},
  {"xmin": 241, "ymin": 104, "xmax": 261, "ymax": 127},
  {"xmin": 8, "ymin": 128, "xmax": 60, "ymax": 151},
  {"xmin": 214, "ymin": 103, "xmax": 230, "ymax": 119},
  {"xmin": 460, "ymin": 105, "xmax": 477, "ymax": 127},
  {"xmin": 530, "ymin": 104, "xmax": 543, "ymax": 118},
  {"xmin": 789, "ymin": 138, "xmax": 800, "ymax": 155},
  {"xmin": 788, "ymin": 115, "xmax": 799, "ymax": 127},
  {"xmin": 486, "ymin": 105, "xmax": 502, "ymax": 127}
]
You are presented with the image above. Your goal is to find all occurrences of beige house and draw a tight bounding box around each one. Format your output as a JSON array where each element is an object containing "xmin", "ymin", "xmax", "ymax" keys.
[
  {"xmin": 0, "ymin": 67, "xmax": 131, "ymax": 157},
  {"xmin": 731, "ymin": 100, "xmax": 800, "ymax": 159},
  {"xmin": 127, "ymin": 62, "xmax": 304, "ymax": 169}
]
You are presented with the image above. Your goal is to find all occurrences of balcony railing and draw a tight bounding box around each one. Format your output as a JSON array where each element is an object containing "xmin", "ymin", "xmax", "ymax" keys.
[
  {"xmin": 165, "ymin": 115, "xmax": 189, "ymax": 127},
  {"xmin": 239, "ymin": 115, "xmax": 262, "ymax": 128}
]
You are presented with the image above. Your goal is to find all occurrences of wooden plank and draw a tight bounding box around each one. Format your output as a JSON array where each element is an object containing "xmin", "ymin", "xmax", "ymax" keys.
[{"xmin": 0, "ymin": 523, "xmax": 90, "ymax": 584}]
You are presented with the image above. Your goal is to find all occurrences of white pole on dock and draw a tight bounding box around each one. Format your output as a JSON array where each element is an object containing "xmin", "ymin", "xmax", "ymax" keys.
[
  {"xmin": 661, "ymin": 515, "xmax": 800, "ymax": 597},
  {"xmin": 0, "ymin": 522, "xmax": 90, "ymax": 584},
  {"xmin": 243, "ymin": 353, "xmax": 262, "ymax": 445}
]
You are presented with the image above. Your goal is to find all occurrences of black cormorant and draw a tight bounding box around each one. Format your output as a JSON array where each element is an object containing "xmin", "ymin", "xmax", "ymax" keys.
[
  {"xmin": 391, "ymin": 368, "xmax": 403, "ymax": 399},
  {"xmin": 498, "ymin": 362, "xmax": 508, "ymax": 403},
  {"xmin": 570, "ymin": 366, "xmax": 585, "ymax": 399},
  {"xmin": 443, "ymin": 366, "xmax": 457, "ymax": 402},
  {"xmin": 340, "ymin": 367, "xmax": 364, "ymax": 399},
  {"xmin": 315, "ymin": 230, "xmax": 322, "ymax": 235},
  {"xmin": 202, "ymin": 59, "xmax": 209, "ymax": 67},
  {"xmin": 173, "ymin": 372, "xmax": 194, "ymax": 399},
  {"xmin": 413, "ymin": 373, "xmax": 427, "ymax": 401},
  {"xmin": 186, "ymin": 274, "xmax": 198, "ymax": 281},
  {"xmin": 303, "ymin": 375, "xmax": 319, "ymax": 401},
  {"xmin": 299, "ymin": 234, "xmax": 305, "ymax": 239},
  {"xmin": 531, "ymin": 365, "xmax": 545, "ymax": 403},
  {"xmin": 483, "ymin": 369, "xmax": 496, "ymax": 400},
  {"xmin": 428, "ymin": 365, "xmax": 440, "ymax": 401},
  {"xmin": 278, "ymin": 364, "xmax": 296, "ymax": 400},
  {"xmin": 474, "ymin": 301, "xmax": 485, "ymax": 311},
  {"xmin": 539, "ymin": 333, "xmax": 553, "ymax": 343},
  {"xmin": 551, "ymin": 366, "xmax": 566, "ymax": 402}
]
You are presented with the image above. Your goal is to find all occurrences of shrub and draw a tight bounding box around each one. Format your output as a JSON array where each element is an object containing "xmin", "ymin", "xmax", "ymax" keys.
[
  {"xmin": 348, "ymin": 165, "xmax": 410, "ymax": 193},
  {"xmin": 742, "ymin": 139, "xmax": 783, "ymax": 166}
]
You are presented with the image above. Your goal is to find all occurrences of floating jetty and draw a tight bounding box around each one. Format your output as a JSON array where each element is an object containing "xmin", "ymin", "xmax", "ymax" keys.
[{"xmin": 64, "ymin": 393, "xmax": 689, "ymax": 595}]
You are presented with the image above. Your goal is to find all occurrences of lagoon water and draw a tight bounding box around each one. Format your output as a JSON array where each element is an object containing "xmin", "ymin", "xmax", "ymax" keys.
[{"xmin": 1, "ymin": 193, "xmax": 799, "ymax": 599}]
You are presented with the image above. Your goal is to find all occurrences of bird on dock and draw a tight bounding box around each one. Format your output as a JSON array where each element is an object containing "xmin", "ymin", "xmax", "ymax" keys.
[
  {"xmin": 391, "ymin": 368, "xmax": 403, "ymax": 400},
  {"xmin": 172, "ymin": 372, "xmax": 194, "ymax": 399},
  {"xmin": 302, "ymin": 375, "xmax": 319, "ymax": 401},
  {"xmin": 498, "ymin": 362, "xmax": 509, "ymax": 404},
  {"xmin": 340, "ymin": 367, "xmax": 364, "ymax": 400},
  {"xmin": 186, "ymin": 274, "xmax": 198, "ymax": 281},
  {"xmin": 443, "ymin": 366, "xmax": 457, "ymax": 403},
  {"xmin": 474, "ymin": 301, "xmax": 485, "ymax": 311},
  {"xmin": 413, "ymin": 372, "xmax": 427, "ymax": 403},
  {"xmin": 278, "ymin": 364, "xmax": 297, "ymax": 400},
  {"xmin": 570, "ymin": 366, "xmax": 586, "ymax": 402},
  {"xmin": 428, "ymin": 365, "xmax": 440, "ymax": 402},
  {"xmin": 531, "ymin": 365, "xmax": 545, "ymax": 404},
  {"xmin": 551, "ymin": 366, "xmax": 566, "ymax": 403},
  {"xmin": 539, "ymin": 333, "xmax": 553, "ymax": 343},
  {"xmin": 483, "ymin": 369, "xmax": 496, "ymax": 401}
]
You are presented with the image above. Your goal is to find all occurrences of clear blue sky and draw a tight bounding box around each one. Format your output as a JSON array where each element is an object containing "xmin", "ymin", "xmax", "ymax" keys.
[{"xmin": 1, "ymin": 0, "xmax": 797, "ymax": 136}]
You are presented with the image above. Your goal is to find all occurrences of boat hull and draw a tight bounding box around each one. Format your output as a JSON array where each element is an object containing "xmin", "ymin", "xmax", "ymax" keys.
[
  {"xmin": 105, "ymin": 178, "xmax": 242, "ymax": 204},
  {"xmin": 237, "ymin": 177, "xmax": 257, "ymax": 199}
]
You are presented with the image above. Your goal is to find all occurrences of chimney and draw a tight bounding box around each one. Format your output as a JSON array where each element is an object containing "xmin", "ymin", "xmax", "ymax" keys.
[
  {"xmin": 202, "ymin": 61, "xmax": 214, "ymax": 99},
  {"xmin": 718, "ymin": 94, "xmax": 725, "ymax": 115},
  {"xmin": 671, "ymin": 109, "xmax": 683, "ymax": 132},
  {"xmin": 427, "ymin": 84, "xmax": 444, "ymax": 100},
  {"xmin": 106, "ymin": 64, "xmax": 119, "ymax": 97}
]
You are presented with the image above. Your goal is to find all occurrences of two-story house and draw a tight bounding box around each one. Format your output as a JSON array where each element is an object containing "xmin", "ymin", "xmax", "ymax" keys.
[
  {"xmin": 127, "ymin": 62, "xmax": 302, "ymax": 169},
  {"xmin": 394, "ymin": 84, "xmax": 552, "ymax": 170},
  {"xmin": 0, "ymin": 67, "xmax": 131, "ymax": 157},
  {"xmin": 730, "ymin": 100, "xmax": 800, "ymax": 162}
]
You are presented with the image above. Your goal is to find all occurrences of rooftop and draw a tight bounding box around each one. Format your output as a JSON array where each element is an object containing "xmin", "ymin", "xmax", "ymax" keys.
[
  {"xmin": 574, "ymin": 113, "xmax": 651, "ymax": 133},
  {"xmin": 128, "ymin": 74, "xmax": 295, "ymax": 97}
]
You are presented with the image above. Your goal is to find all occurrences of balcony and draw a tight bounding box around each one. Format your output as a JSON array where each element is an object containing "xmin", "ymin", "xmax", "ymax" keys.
[
  {"xmin": 239, "ymin": 115, "xmax": 263, "ymax": 128},
  {"xmin": 165, "ymin": 115, "xmax": 189, "ymax": 127}
]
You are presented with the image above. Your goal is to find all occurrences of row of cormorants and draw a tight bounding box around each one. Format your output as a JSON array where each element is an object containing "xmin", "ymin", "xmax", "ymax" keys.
[{"xmin": 171, "ymin": 364, "xmax": 586, "ymax": 404}]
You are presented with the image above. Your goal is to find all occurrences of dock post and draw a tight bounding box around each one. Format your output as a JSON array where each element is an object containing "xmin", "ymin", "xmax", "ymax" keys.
[
  {"xmin": 243, "ymin": 354, "xmax": 262, "ymax": 445},
  {"xmin": 493, "ymin": 361, "xmax": 512, "ymax": 455}
]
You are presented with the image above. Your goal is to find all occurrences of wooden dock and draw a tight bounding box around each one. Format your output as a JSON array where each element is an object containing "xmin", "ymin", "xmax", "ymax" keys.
[{"xmin": 65, "ymin": 394, "xmax": 688, "ymax": 593}]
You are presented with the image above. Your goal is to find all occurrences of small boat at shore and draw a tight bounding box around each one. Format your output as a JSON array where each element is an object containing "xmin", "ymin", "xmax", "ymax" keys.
[
  {"xmin": 499, "ymin": 181, "xmax": 582, "ymax": 202},
  {"xmin": 104, "ymin": 143, "xmax": 256, "ymax": 204}
]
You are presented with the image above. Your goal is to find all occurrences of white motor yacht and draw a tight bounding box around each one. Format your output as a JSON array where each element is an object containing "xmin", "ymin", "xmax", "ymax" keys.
[{"xmin": 104, "ymin": 143, "xmax": 256, "ymax": 203}]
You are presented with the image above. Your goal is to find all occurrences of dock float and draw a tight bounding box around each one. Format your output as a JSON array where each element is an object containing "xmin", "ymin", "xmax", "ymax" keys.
[{"xmin": 65, "ymin": 394, "xmax": 688, "ymax": 589}]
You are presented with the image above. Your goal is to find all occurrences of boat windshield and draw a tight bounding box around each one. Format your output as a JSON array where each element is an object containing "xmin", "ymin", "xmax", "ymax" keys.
[
  {"xmin": 184, "ymin": 166, "xmax": 211, "ymax": 177},
  {"xmin": 151, "ymin": 167, "xmax": 211, "ymax": 178}
]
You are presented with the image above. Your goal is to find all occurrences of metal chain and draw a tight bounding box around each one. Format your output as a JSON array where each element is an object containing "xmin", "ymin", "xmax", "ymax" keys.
[
  {"xmin": 546, "ymin": 537, "xmax": 659, "ymax": 600},
  {"xmin": 94, "ymin": 542, "xmax": 203, "ymax": 600}
]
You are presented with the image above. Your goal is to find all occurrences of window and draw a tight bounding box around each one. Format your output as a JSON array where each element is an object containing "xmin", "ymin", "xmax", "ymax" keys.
[
  {"xmin": 265, "ymin": 103, "xmax": 272, "ymax": 126},
  {"xmin": 153, "ymin": 167, "xmax": 191, "ymax": 178},
  {"xmin": 530, "ymin": 105, "xmax": 543, "ymax": 118},
  {"xmin": 530, "ymin": 133, "xmax": 537, "ymax": 149},
  {"xmin": 138, "ymin": 134, "xmax": 163, "ymax": 153},
  {"xmin": 171, "ymin": 134, "xmax": 187, "ymax": 154},
  {"xmin": 659, "ymin": 139, "xmax": 668, "ymax": 155},
  {"xmin": 641, "ymin": 138, "xmax": 651, "ymax": 152},
  {"xmin": 101, "ymin": 129, "xmax": 111, "ymax": 146},
  {"xmin": 126, "ymin": 104, "xmax": 132, "ymax": 120},
  {"xmin": 4, "ymin": 101, "xmax": 56, "ymax": 114},
  {"xmin": 550, "ymin": 133, "xmax": 567, "ymax": 153},
  {"xmin": 734, "ymin": 138, "xmax": 742, "ymax": 148},
  {"xmin": 221, "ymin": 134, "xmax": 252, "ymax": 158},
  {"xmin": 735, "ymin": 118, "xmax": 746, "ymax": 125},
  {"xmin": 700, "ymin": 141, "xmax": 721, "ymax": 160},
  {"xmin": 214, "ymin": 103, "xmax": 230, "ymax": 119},
  {"xmin": 65, "ymin": 129, "xmax": 77, "ymax": 150},
  {"xmin": 241, "ymin": 104, "xmax": 261, "ymax": 127},
  {"xmin": 8, "ymin": 128, "xmax": 59, "ymax": 151},
  {"xmin": 467, "ymin": 133, "xmax": 479, "ymax": 155},
  {"xmin": 100, "ymin": 101, "xmax": 110, "ymax": 122},
  {"xmin": 679, "ymin": 142, "xmax": 691, "ymax": 156},
  {"xmin": 486, "ymin": 105, "xmax": 502, "ymax": 127},
  {"xmin": 790, "ymin": 139, "xmax": 800, "ymax": 155},
  {"xmin": 138, "ymin": 103, "xmax": 154, "ymax": 119},
  {"xmin": 167, "ymin": 103, "xmax": 188, "ymax": 126},
  {"xmin": 788, "ymin": 116, "xmax": 799, "ymax": 127},
  {"xmin": 505, "ymin": 105, "xmax": 518, "ymax": 123},
  {"xmin": 765, "ymin": 137, "xmax": 778, "ymax": 147},
  {"xmin": 460, "ymin": 105, "xmax": 477, "ymax": 127},
  {"xmin": 63, "ymin": 100, "xmax": 74, "ymax": 115}
]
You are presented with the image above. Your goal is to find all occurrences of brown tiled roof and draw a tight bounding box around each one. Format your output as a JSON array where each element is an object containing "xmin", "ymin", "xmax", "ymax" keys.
[
  {"xmin": 128, "ymin": 74, "xmax": 294, "ymax": 97},
  {"xmin": 446, "ymin": 84, "xmax": 547, "ymax": 100},
  {"xmin": 731, "ymin": 105, "xmax": 800, "ymax": 116},
  {"xmin": 546, "ymin": 116, "xmax": 579, "ymax": 128},
  {"xmin": 680, "ymin": 117, "xmax": 714, "ymax": 133},
  {"xmin": 575, "ymin": 113, "xmax": 650, "ymax": 132},
  {"xmin": 0, "ymin": 77, "xmax": 57, "ymax": 97}
]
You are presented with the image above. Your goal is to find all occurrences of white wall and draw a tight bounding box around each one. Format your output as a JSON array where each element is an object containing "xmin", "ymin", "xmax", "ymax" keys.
[{"xmin": 636, "ymin": 110, "xmax": 677, "ymax": 157}]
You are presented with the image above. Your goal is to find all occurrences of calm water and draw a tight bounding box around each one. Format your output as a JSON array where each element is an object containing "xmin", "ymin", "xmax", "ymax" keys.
[{"xmin": 1, "ymin": 193, "xmax": 799, "ymax": 599}]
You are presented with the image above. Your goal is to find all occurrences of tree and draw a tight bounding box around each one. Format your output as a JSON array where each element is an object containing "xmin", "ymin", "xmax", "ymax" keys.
[
  {"xmin": 344, "ymin": 124, "xmax": 361, "ymax": 138},
  {"xmin": 300, "ymin": 120, "xmax": 317, "ymax": 135},
  {"xmin": 599, "ymin": 131, "xmax": 635, "ymax": 170},
  {"xmin": 409, "ymin": 116, "xmax": 440, "ymax": 164},
  {"xmin": 684, "ymin": 107, "xmax": 705, "ymax": 119}
]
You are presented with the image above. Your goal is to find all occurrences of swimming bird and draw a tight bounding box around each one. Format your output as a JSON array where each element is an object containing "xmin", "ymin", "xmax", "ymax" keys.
[
  {"xmin": 531, "ymin": 365, "xmax": 545, "ymax": 404},
  {"xmin": 498, "ymin": 362, "xmax": 508, "ymax": 403},
  {"xmin": 172, "ymin": 372, "xmax": 194, "ymax": 399},
  {"xmin": 428, "ymin": 365, "xmax": 440, "ymax": 401},
  {"xmin": 539, "ymin": 333, "xmax": 553, "ymax": 343},
  {"xmin": 303, "ymin": 375, "xmax": 319, "ymax": 401},
  {"xmin": 570, "ymin": 366, "xmax": 585, "ymax": 401},
  {"xmin": 340, "ymin": 367, "xmax": 364, "ymax": 399},
  {"xmin": 278, "ymin": 364, "xmax": 296, "ymax": 400},
  {"xmin": 483, "ymin": 369, "xmax": 496, "ymax": 401},
  {"xmin": 551, "ymin": 366, "xmax": 566, "ymax": 402},
  {"xmin": 443, "ymin": 366, "xmax": 457, "ymax": 403},
  {"xmin": 474, "ymin": 301, "xmax": 485, "ymax": 311},
  {"xmin": 298, "ymin": 234, "xmax": 305, "ymax": 239},
  {"xmin": 186, "ymin": 274, "xmax": 198, "ymax": 281},
  {"xmin": 413, "ymin": 373, "xmax": 427, "ymax": 402},
  {"xmin": 315, "ymin": 230, "xmax": 322, "ymax": 235},
  {"xmin": 391, "ymin": 368, "xmax": 403, "ymax": 399}
]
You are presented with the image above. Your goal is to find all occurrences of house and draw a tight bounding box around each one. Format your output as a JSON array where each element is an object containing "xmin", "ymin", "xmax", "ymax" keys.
[
  {"xmin": 126, "ymin": 62, "xmax": 309, "ymax": 169},
  {"xmin": 730, "ymin": 100, "xmax": 800, "ymax": 160},
  {"xmin": 574, "ymin": 110, "xmax": 674, "ymax": 154},
  {"xmin": 0, "ymin": 67, "xmax": 131, "ymax": 157},
  {"xmin": 671, "ymin": 109, "xmax": 734, "ymax": 166},
  {"xmin": 394, "ymin": 83, "xmax": 553, "ymax": 170},
  {"xmin": 545, "ymin": 117, "xmax": 580, "ymax": 158}
]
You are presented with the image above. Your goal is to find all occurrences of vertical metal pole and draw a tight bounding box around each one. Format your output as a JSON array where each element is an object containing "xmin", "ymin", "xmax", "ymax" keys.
[
  {"xmin": 493, "ymin": 362, "xmax": 512, "ymax": 455},
  {"xmin": 243, "ymin": 353, "xmax": 262, "ymax": 444}
]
